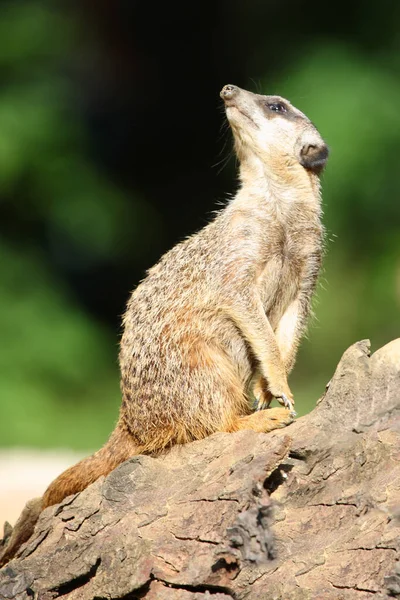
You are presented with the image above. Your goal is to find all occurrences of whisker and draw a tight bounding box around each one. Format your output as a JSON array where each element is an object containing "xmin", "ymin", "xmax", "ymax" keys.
[
  {"xmin": 249, "ymin": 77, "xmax": 262, "ymax": 94},
  {"xmin": 212, "ymin": 147, "xmax": 235, "ymax": 175}
]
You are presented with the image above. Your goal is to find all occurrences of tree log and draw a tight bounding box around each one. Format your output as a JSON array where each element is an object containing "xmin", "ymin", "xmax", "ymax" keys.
[{"xmin": 1, "ymin": 339, "xmax": 399, "ymax": 600}]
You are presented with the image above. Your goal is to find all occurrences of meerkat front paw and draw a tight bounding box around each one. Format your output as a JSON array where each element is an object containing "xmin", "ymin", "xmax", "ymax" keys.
[
  {"xmin": 255, "ymin": 378, "xmax": 296, "ymax": 414},
  {"xmin": 264, "ymin": 379, "xmax": 296, "ymax": 414},
  {"xmin": 277, "ymin": 393, "xmax": 296, "ymax": 414}
]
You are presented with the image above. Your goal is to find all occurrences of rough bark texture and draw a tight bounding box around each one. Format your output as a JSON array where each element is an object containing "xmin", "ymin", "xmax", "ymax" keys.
[{"xmin": 1, "ymin": 339, "xmax": 399, "ymax": 600}]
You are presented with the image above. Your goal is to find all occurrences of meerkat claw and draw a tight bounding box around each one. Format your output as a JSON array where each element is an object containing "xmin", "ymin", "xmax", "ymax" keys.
[
  {"xmin": 280, "ymin": 393, "xmax": 295, "ymax": 414},
  {"xmin": 255, "ymin": 395, "xmax": 296, "ymax": 417}
]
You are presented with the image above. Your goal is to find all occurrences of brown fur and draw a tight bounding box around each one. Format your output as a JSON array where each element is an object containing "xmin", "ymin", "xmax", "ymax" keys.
[
  {"xmin": 42, "ymin": 422, "xmax": 138, "ymax": 507},
  {"xmin": 0, "ymin": 498, "xmax": 42, "ymax": 567},
  {"xmin": 0, "ymin": 85, "xmax": 328, "ymax": 566}
]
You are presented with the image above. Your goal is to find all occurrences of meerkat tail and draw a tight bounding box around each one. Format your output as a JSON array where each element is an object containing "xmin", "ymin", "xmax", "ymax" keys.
[
  {"xmin": 42, "ymin": 421, "xmax": 138, "ymax": 508},
  {"xmin": 0, "ymin": 497, "xmax": 42, "ymax": 567}
]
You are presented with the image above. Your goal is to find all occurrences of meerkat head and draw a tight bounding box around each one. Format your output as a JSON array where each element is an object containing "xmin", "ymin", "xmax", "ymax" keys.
[{"xmin": 220, "ymin": 84, "xmax": 328, "ymax": 178}]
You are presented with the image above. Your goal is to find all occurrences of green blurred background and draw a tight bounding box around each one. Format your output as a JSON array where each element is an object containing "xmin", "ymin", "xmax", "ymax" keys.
[{"xmin": 1, "ymin": 1, "xmax": 399, "ymax": 451}]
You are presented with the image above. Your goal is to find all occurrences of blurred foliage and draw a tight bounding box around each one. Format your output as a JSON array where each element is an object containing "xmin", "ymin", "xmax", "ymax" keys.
[
  {"xmin": 0, "ymin": 2, "xmax": 124, "ymax": 448},
  {"xmin": 0, "ymin": 242, "xmax": 120, "ymax": 448},
  {"xmin": 0, "ymin": 2, "xmax": 399, "ymax": 449}
]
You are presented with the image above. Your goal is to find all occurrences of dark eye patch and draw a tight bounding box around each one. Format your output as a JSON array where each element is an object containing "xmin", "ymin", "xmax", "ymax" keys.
[{"xmin": 266, "ymin": 102, "xmax": 287, "ymax": 113}]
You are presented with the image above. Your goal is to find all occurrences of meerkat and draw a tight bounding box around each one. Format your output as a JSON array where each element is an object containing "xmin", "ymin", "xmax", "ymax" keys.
[{"xmin": 0, "ymin": 85, "xmax": 328, "ymax": 566}]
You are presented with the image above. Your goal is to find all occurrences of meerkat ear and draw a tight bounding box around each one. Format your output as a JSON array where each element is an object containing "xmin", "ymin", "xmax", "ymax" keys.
[{"xmin": 299, "ymin": 141, "xmax": 329, "ymax": 174}]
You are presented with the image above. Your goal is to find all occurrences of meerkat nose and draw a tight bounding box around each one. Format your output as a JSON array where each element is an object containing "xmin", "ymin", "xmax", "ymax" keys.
[{"xmin": 220, "ymin": 84, "xmax": 239, "ymax": 101}]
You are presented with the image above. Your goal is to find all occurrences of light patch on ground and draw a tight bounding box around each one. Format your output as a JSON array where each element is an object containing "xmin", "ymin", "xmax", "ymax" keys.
[{"xmin": 0, "ymin": 449, "xmax": 85, "ymax": 526}]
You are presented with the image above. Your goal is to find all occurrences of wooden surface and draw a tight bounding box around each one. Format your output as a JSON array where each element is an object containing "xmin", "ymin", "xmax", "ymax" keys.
[{"xmin": 1, "ymin": 339, "xmax": 399, "ymax": 599}]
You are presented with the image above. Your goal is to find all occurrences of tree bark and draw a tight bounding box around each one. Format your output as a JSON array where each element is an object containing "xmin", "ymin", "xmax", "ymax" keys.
[{"xmin": 1, "ymin": 339, "xmax": 399, "ymax": 600}]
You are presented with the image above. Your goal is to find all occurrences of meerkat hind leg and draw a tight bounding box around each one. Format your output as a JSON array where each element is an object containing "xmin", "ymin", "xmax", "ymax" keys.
[{"xmin": 228, "ymin": 407, "xmax": 295, "ymax": 434}]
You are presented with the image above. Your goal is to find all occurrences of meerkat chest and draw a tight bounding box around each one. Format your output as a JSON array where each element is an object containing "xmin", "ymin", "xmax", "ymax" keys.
[
  {"xmin": 257, "ymin": 216, "xmax": 323, "ymax": 315},
  {"xmin": 282, "ymin": 221, "xmax": 323, "ymax": 263}
]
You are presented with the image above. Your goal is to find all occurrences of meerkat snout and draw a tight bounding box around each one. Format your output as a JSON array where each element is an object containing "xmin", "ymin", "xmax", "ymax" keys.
[{"xmin": 220, "ymin": 84, "xmax": 239, "ymax": 100}]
